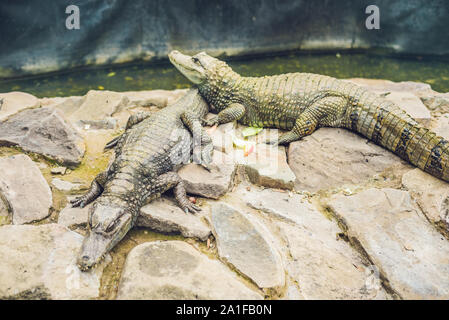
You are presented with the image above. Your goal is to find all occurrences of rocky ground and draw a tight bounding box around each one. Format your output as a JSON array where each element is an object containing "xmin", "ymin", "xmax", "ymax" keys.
[{"xmin": 0, "ymin": 79, "xmax": 448, "ymax": 300}]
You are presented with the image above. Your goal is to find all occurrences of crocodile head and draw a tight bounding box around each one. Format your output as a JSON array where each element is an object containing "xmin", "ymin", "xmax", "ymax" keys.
[
  {"xmin": 77, "ymin": 202, "xmax": 132, "ymax": 271},
  {"xmin": 168, "ymin": 50, "xmax": 223, "ymax": 84}
]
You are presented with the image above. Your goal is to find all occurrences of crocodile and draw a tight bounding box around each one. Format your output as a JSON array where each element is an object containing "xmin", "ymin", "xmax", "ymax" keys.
[
  {"xmin": 169, "ymin": 50, "xmax": 449, "ymax": 183},
  {"xmin": 71, "ymin": 88, "xmax": 213, "ymax": 271}
]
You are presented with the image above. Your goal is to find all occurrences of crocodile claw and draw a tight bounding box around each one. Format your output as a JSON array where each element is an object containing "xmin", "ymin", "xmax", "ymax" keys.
[
  {"xmin": 183, "ymin": 202, "xmax": 201, "ymax": 214},
  {"xmin": 202, "ymin": 116, "xmax": 219, "ymax": 127},
  {"xmin": 264, "ymin": 138, "xmax": 279, "ymax": 147},
  {"xmin": 71, "ymin": 197, "xmax": 86, "ymax": 208}
]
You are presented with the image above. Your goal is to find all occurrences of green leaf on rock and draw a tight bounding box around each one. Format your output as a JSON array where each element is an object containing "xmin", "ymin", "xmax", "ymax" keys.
[{"xmin": 241, "ymin": 127, "xmax": 263, "ymax": 137}]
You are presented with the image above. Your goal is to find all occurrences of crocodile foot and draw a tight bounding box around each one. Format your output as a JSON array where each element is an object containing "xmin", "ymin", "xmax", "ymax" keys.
[
  {"xmin": 201, "ymin": 116, "xmax": 219, "ymax": 127},
  {"xmin": 70, "ymin": 196, "xmax": 88, "ymax": 208}
]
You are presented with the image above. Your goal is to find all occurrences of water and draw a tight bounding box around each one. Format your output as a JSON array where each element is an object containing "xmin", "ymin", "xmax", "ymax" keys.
[{"xmin": 0, "ymin": 52, "xmax": 448, "ymax": 98}]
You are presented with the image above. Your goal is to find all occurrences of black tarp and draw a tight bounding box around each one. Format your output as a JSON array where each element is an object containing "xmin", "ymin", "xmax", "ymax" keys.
[{"xmin": 1, "ymin": 0, "xmax": 448, "ymax": 78}]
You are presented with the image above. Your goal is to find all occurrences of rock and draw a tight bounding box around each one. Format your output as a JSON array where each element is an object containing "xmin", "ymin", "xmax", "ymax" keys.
[
  {"xmin": 210, "ymin": 202, "xmax": 285, "ymax": 289},
  {"xmin": 51, "ymin": 167, "xmax": 67, "ymax": 175},
  {"xmin": 240, "ymin": 186, "xmax": 387, "ymax": 299},
  {"xmin": 116, "ymin": 241, "xmax": 262, "ymax": 300},
  {"xmin": 242, "ymin": 144, "xmax": 296, "ymax": 190},
  {"xmin": 57, "ymin": 197, "xmax": 90, "ymax": 229},
  {"xmin": 384, "ymin": 92, "xmax": 431, "ymax": 126},
  {"xmin": 0, "ymin": 92, "xmax": 40, "ymax": 121},
  {"xmin": 41, "ymin": 96, "xmax": 84, "ymax": 116},
  {"xmin": 432, "ymin": 113, "xmax": 449, "ymax": 140},
  {"xmin": 0, "ymin": 224, "xmax": 108, "ymax": 300},
  {"xmin": 210, "ymin": 122, "xmax": 235, "ymax": 154},
  {"xmin": 0, "ymin": 155, "xmax": 52, "ymax": 225},
  {"xmin": 288, "ymin": 128, "xmax": 410, "ymax": 192},
  {"xmin": 123, "ymin": 89, "xmax": 188, "ymax": 109},
  {"xmin": 77, "ymin": 117, "xmax": 118, "ymax": 130},
  {"xmin": 137, "ymin": 197, "xmax": 211, "ymax": 241},
  {"xmin": 0, "ymin": 108, "xmax": 85, "ymax": 166},
  {"xmin": 402, "ymin": 169, "xmax": 449, "ymax": 238},
  {"xmin": 420, "ymin": 93, "xmax": 449, "ymax": 114},
  {"xmin": 178, "ymin": 150, "xmax": 236, "ymax": 199},
  {"xmin": 51, "ymin": 178, "xmax": 83, "ymax": 192},
  {"xmin": 68, "ymin": 90, "xmax": 128, "ymax": 123},
  {"xmin": 328, "ymin": 188, "xmax": 449, "ymax": 299}
]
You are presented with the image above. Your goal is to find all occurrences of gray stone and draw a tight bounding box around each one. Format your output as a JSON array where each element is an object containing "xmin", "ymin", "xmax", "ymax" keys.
[
  {"xmin": 328, "ymin": 188, "xmax": 449, "ymax": 299},
  {"xmin": 239, "ymin": 186, "xmax": 388, "ymax": 299},
  {"xmin": 51, "ymin": 178, "xmax": 83, "ymax": 192},
  {"xmin": 178, "ymin": 150, "xmax": 236, "ymax": 199},
  {"xmin": 0, "ymin": 224, "xmax": 108, "ymax": 300},
  {"xmin": 68, "ymin": 90, "xmax": 129, "ymax": 123},
  {"xmin": 116, "ymin": 241, "xmax": 262, "ymax": 300},
  {"xmin": 432, "ymin": 113, "xmax": 449, "ymax": 140},
  {"xmin": 288, "ymin": 128, "xmax": 411, "ymax": 192},
  {"xmin": 420, "ymin": 93, "xmax": 449, "ymax": 114},
  {"xmin": 123, "ymin": 89, "xmax": 188, "ymax": 109},
  {"xmin": 0, "ymin": 155, "xmax": 52, "ymax": 225},
  {"xmin": 0, "ymin": 108, "xmax": 85, "ymax": 166},
  {"xmin": 77, "ymin": 117, "xmax": 118, "ymax": 130},
  {"xmin": 57, "ymin": 197, "xmax": 90, "ymax": 228},
  {"xmin": 211, "ymin": 202, "xmax": 285, "ymax": 289},
  {"xmin": 41, "ymin": 96, "xmax": 85, "ymax": 116},
  {"xmin": 242, "ymin": 144, "xmax": 296, "ymax": 190},
  {"xmin": 402, "ymin": 169, "xmax": 449, "ymax": 238},
  {"xmin": 137, "ymin": 197, "xmax": 211, "ymax": 241},
  {"xmin": 0, "ymin": 92, "xmax": 40, "ymax": 121}
]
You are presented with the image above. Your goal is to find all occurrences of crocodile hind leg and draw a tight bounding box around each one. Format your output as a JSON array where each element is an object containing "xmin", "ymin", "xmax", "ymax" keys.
[
  {"xmin": 267, "ymin": 96, "xmax": 347, "ymax": 145},
  {"xmin": 182, "ymin": 110, "xmax": 214, "ymax": 170},
  {"xmin": 71, "ymin": 171, "xmax": 108, "ymax": 208},
  {"xmin": 146, "ymin": 171, "xmax": 200, "ymax": 214},
  {"xmin": 105, "ymin": 111, "xmax": 153, "ymax": 150}
]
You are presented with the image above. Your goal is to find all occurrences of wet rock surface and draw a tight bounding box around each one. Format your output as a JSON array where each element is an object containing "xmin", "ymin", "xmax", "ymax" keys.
[
  {"xmin": 0, "ymin": 224, "xmax": 108, "ymax": 300},
  {"xmin": 116, "ymin": 241, "xmax": 262, "ymax": 300},
  {"xmin": 0, "ymin": 108, "xmax": 85, "ymax": 166},
  {"xmin": 0, "ymin": 155, "xmax": 52, "ymax": 225},
  {"xmin": 328, "ymin": 188, "xmax": 449, "ymax": 299}
]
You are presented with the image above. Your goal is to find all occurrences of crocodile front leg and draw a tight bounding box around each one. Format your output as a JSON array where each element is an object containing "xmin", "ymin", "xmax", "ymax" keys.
[
  {"xmin": 202, "ymin": 103, "xmax": 246, "ymax": 126},
  {"xmin": 181, "ymin": 110, "xmax": 214, "ymax": 170},
  {"xmin": 146, "ymin": 171, "xmax": 200, "ymax": 214},
  {"xmin": 71, "ymin": 171, "xmax": 108, "ymax": 208}
]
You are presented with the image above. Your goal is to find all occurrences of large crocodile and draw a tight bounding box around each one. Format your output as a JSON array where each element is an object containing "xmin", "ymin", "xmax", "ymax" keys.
[
  {"xmin": 71, "ymin": 88, "xmax": 212, "ymax": 271},
  {"xmin": 169, "ymin": 51, "xmax": 449, "ymax": 182}
]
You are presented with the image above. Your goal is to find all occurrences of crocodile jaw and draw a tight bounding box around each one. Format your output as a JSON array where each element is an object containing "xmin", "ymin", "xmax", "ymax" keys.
[{"xmin": 168, "ymin": 50, "xmax": 206, "ymax": 84}]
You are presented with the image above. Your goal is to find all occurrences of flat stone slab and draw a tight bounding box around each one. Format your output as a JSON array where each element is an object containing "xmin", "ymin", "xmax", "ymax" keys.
[
  {"xmin": 402, "ymin": 169, "xmax": 449, "ymax": 238},
  {"xmin": 328, "ymin": 188, "xmax": 449, "ymax": 299},
  {"xmin": 432, "ymin": 113, "xmax": 449, "ymax": 140},
  {"xmin": 239, "ymin": 186, "xmax": 387, "ymax": 299},
  {"xmin": 0, "ymin": 108, "xmax": 85, "ymax": 166},
  {"xmin": 57, "ymin": 197, "xmax": 90, "ymax": 229},
  {"xmin": 0, "ymin": 92, "xmax": 40, "ymax": 121},
  {"xmin": 178, "ymin": 150, "xmax": 236, "ymax": 199},
  {"xmin": 0, "ymin": 155, "xmax": 52, "ymax": 225},
  {"xmin": 288, "ymin": 128, "xmax": 411, "ymax": 192},
  {"xmin": 68, "ymin": 90, "xmax": 129, "ymax": 123},
  {"xmin": 123, "ymin": 89, "xmax": 187, "ymax": 108},
  {"xmin": 0, "ymin": 224, "xmax": 108, "ymax": 300},
  {"xmin": 138, "ymin": 197, "xmax": 211, "ymax": 241},
  {"xmin": 420, "ymin": 93, "xmax": 449, "ymax": 114},
  {"xmin": 116, "ymin": 241, "xmax": 262, "ymax": 300},
  {"xmin": 51, "ymin": 178, "xmax": 83, "ymax": 192},
  {"xmin": 210, "ymin": 202, "xmax": 285, "ymax": 289}
]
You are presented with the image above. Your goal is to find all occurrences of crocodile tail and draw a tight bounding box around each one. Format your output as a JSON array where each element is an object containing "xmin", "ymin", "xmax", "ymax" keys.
[{"xmin": 347, "ymin": 102, "xmax": 449, "ymax": 182}]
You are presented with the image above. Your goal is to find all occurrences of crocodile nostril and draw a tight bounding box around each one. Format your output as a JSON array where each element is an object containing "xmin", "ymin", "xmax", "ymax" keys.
[{"xmin": 82, "ymin": 255, "xmax": 90, "ymax": 261}]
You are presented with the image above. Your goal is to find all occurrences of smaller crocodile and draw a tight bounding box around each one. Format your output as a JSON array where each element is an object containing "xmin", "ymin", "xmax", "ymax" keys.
[
  {"xmin": 72, "ymin": 88, "xmax": 212, "ymax": 271},
  {"xmin": 169, "ymin": 50, "xmax": 449, "ymax": 183}
]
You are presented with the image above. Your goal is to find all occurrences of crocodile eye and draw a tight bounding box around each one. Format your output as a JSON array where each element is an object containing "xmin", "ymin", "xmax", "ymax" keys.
[{"xmin": 105, "ymin": 220, "xmax": 117, "ymax": 233}]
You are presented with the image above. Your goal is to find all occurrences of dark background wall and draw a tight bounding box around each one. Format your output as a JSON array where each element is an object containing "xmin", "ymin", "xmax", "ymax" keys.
[{"xmin": 0, "ymin": 0, "xmax": 448, "ymax": 79}]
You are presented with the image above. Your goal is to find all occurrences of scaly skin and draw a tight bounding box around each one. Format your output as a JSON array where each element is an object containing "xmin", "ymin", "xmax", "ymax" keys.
[
  {"xmin": 71, "ymin": 88, "xmax": 212, "ymax": 271},
  {"xmin": 169, "ymin": 51, "xmax": 449, "ymax": 183}
]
